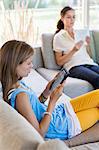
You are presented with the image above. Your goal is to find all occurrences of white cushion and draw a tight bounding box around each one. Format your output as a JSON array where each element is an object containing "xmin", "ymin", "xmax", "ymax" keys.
[{"xmin": 22, "ymin": 69, "xmax": 48, "ymax": 97}]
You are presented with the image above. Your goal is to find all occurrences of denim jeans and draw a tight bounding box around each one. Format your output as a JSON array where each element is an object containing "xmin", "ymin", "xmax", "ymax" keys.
[{"xmin": 69, "ymin": 65, "xmax": 99, "ymax": 89}]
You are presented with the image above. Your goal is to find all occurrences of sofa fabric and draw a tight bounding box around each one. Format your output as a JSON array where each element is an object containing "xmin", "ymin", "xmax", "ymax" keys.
[
  {"xmin": 89, "ymin": 31, "xmax": 97, "ymax": 62},
  {"xmin": 22, "ymin": 69, "xmax": 48, "ymax": 97},
  {"xmin": 41, "ymin": 33, "xmax": 61, "ymax": 70},
  {"xmin": 71, "ymin": 142, "xmax": 99, "ymax": 150},
  {"xmin": 37, "ymin": 140, "xmax": 70, "ymax": 150},
  {"xmin": 37, "ymin": 67, "xmax": 93, "ymax": 98},
  {"xmin": 65, "ymin": 122, "xmax": 99, "ymax": 147},
  {"xmin": 0, "ymin": 100, "xmax": 44, "ymax": 150},
  {"xmin": 0, "ymin": 69, "xmax": 99, "ymax": 149},
  {"xmin": 32, "ymin": 47, "xmax": 44, "ymax": 69},
  {"xmin": 92, "ymin": 31, "xmax": 99, "ymax": 64}
]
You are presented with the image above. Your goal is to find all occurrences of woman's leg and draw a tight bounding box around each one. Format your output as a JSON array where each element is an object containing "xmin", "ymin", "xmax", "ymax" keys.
[
  {"xmin": 76, "ymin": 108, "xmax": 99, "ymax": 131},
  {"xmin": 70, "ymin": 89, "xmax": 99, "ymax": 113},
  {"xmin": 69, "ymin": 65, "xmax": 99, "ymax": 89},
  {"xmin": 88, "ymin": 65, "xmax": 99, "ymax": 74}
]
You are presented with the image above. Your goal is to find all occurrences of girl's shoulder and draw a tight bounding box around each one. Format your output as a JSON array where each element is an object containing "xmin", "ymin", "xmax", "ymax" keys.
[{"xmin": 9, "ymin": 81, "xmax": 36, "ymax": 108}]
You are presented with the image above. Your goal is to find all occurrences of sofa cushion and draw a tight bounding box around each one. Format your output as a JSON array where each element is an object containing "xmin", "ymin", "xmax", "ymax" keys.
[
  {"xmin": 41, "ymin": 33, "xmax": 61, "ymax": 70},
  {"xmin": 22, "ymin": 69, "xmax": 48, "ymax": 97},
  {"xmin": 0, "ymin": 100, "xmax": 44, "ymax": 150},
  {"xmin": 92, "ymin": 30, "xmax": 99, "ymax": 64},
  {"xmin": 37, "ymin": 67, "xmax": 94, "ymax": 98},
  {"xmin": 32, "ymin": 47, "xmax": 44, "ymax": 69},
  {"xmin": 37, "ymin": 139, "xmax": 70, "ymax": 150},
  {"xmin": 65, "ymin": 122, "xmax": 99, "ymax": 147},
  {"xmin": 71, "ymin": 142, "xmax": 99, "ymax": 150},
  {"xmin": 89, "ymin": 31, "xmax": 96, "ymax": 62}
]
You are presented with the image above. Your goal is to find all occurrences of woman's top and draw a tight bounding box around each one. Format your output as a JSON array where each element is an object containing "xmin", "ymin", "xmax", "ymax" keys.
[
  {"xmin": 53, "ymin": 29, "xmax": 97, "ymax": 71},
  {"xmin": 8, "ymin": 81, "xmax": 82, "ymax": 140}
]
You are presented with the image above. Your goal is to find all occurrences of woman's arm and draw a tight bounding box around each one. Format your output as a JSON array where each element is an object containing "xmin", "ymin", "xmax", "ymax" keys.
[
  {"xmin": 55, "ymin": 40, "xmax": 83, "ymax": 66},
  {"xmin": 16, "ymin": 85, "xmax": 63, "ymax": 137}
]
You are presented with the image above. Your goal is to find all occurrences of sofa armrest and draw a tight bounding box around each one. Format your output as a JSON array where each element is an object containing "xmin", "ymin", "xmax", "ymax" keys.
[{"xmin": 37, "ymin": 139, "xmax": 70, "ymax": 150}]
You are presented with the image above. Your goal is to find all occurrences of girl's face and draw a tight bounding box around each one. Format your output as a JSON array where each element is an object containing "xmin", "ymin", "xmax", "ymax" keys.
[
  {"xmin": 16, "ymin": 55, "xmax": 33, "ymax": 78},
  {"xmin": 61, "ymin": 10, "xmax": 75, "ymax": 28}
]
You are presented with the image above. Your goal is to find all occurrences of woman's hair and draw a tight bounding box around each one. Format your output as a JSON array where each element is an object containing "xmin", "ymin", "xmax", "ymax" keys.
[
  {"xmin": 55, "ymin": 6, "xmax": 74, "ymax": 34},
  {"xmin": 0, "ymin": 40, "xmax": 34, "ymax": 102}
]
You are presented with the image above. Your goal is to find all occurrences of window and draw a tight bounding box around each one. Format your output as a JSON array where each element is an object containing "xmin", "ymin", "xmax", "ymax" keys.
[
  {"xmin": 89, "ymin": 0, "xmax": 99, "ymax": 29},
  {"xmin": 0, "ymin": 0, "xmax": 99, "ymax": 46}
]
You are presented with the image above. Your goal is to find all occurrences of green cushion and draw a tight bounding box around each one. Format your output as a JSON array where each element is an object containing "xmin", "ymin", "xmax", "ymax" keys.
[{"xmin": 92, "ymin": 31, "xmax": 99, "ymax": 64}]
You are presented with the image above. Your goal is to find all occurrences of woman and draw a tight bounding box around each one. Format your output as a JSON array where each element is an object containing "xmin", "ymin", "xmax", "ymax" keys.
[
  {"xmin": 53, "ymin": 6, "xmax": 99, "ymax": 89},
  {"xmin": 0, "ymin": 40, "xmax": 99, "ymax": 140}
]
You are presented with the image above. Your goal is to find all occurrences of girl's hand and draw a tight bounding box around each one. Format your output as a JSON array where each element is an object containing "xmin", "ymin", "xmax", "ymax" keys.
[
  {"xmin": 43, "ymin": 72, "xmax": 63, "ymax": 98},
  {"xmin": 50, "ymin": 81, "xmax": 65, "ymax": 104},
  {"xmin": 85, "ymin": 36, "xmax": 90, "ymax": 45},
  {"xmin": 42, "ymin": 79, "xmax": 55, "ymax": 99},
  {"xmin": 74, "ymin": 40, "xmax": 84, "ymax": 51}
]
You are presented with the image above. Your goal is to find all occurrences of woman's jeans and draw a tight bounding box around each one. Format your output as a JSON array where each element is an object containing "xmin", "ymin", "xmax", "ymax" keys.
[{"xmin": 69, "ymin": 65, "xmax": 99, "ymax": 89}]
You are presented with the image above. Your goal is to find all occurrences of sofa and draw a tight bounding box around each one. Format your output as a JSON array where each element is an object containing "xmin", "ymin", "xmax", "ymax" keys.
[
  {"xmin": 33, "ymin": 30, "xmax": 99, "ymax": 98},
  {"xmin": 0, "ymin": 69, "xmax": 99, "ymax": 150},
  {"xmin": 0, "ymin": 30, "xmax": 99, "ymax": 149}
]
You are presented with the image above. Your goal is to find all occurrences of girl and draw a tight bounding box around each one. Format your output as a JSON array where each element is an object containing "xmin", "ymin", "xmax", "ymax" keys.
[{"xmin": 0, "ymin": 40, "xmax": 99, "ymax": 140}]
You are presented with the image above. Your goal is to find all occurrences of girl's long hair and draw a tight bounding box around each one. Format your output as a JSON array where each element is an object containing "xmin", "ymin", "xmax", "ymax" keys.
[
  {"xmin": 0, "ymin": 40, "xmax": 34, "ymax": 102},
  {"xmin": 55, "ymin": 6, "xmax": 74, "ymax": 34}
]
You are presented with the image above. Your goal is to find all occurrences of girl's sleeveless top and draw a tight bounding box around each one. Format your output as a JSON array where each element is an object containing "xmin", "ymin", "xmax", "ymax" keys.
[{"xmin": 8, "ymin": 81, "xmax": 82, "ymax": 140}]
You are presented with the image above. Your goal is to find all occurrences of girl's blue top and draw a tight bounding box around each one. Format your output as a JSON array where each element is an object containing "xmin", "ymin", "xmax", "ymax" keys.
[{"xmin": 10, "ymin": 81, "xmax": 72, "ymax": 140}]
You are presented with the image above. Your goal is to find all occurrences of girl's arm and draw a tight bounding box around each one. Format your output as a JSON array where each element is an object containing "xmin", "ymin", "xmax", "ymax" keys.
[{"xmin": 16, "ymin": 84, "xmax": 64, "ymax": 137}]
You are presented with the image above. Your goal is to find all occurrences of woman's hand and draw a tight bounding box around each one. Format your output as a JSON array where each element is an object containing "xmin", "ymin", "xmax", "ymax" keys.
[
  {"xmin": 50, "ymin": 81, "xmax": 65, "ymax": 104},
  {"xmin": 85, "ymin": 36, "xmax": 90, "ymax": 45},
  {"xmin": 74, "ymin": 40, "xmax": 84, "ymax": 51}
]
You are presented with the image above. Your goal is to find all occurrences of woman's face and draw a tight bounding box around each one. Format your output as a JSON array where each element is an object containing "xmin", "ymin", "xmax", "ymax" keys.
[
  {"xmin": 61, "ymin": 10, "xmax": 75, "ymax": 28},
  {"xmin": 16, "ymin": 55, "xmax": 33, "ymax": 78}
]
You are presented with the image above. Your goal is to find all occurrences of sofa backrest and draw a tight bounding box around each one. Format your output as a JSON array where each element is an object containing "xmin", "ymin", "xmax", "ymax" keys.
[
  {"xmin": 41, "ymin": 33, "xmax": 61, "ymax": 70},
  {"xmin": 41, "ymin": 30, "xmax": 99, "ymax": 70},
  {"xmin": 89, "ymin": 31, "xmax": 97, "ymax": 62},
  {"xmin": 92, "ymin": 30, "xmax": 99, "ymax": 64},
  {"xmin": 32, "ymin": 46, "xmax": 44, "ymax": 69}
]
